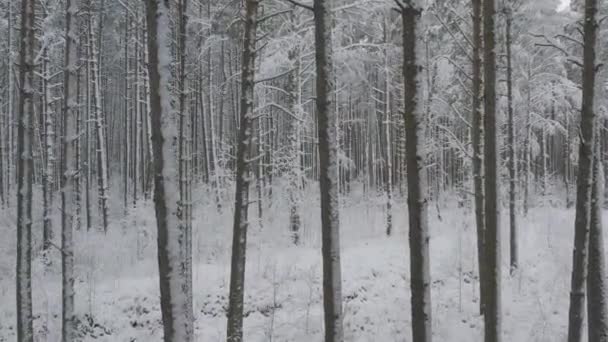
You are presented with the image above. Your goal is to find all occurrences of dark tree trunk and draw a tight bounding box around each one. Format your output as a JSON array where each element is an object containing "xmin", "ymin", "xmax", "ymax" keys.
[
  {"xmin": 471, "ymin": 0, "xmax": 486, "ymax": 315},
  {"xmin": 505, "ymin": 7, "xmax": 517, "ymax": 275},
  {"xmin": 16, "ymin": 0, "xmax": 35, "ymax": 340},
  {"xmin": 399, "ymin": 2, "xmax": 433, "ymax": 341},
  {"xmin": 61, "ymin": 0, "xmax": 80, "ymax": 340},
  {"xmin": 587, "ymin": 135, "xmax": 608, "ymax": 342},
  {"xmin": 482, "ymin": 0, "xmax": 501, "ymax": 339},
  {"xmin": 226, "ymin": 0, "xmax": 259, "ymax": 340},
  {"xmin": 567, "ymin": 0, "xmax": 599, "ymax": 341},
  {"xmin": 145, "ymin": 0, "xmax": 193, "ymax": 340},
  {"xmin": 314, "ymin": 0, "xmax": 344, "ymax": 340}
]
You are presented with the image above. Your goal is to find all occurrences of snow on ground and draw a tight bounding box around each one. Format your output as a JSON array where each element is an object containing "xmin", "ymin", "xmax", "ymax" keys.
[{"xmin": 0, "ymin": 188, "xmax": 593, "ymax": 341}]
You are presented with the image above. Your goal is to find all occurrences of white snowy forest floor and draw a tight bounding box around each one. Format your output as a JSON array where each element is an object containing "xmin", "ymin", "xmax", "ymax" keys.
[{"xmin": 0, "ymin": 186, "xmax": 593, "ymax": 341}]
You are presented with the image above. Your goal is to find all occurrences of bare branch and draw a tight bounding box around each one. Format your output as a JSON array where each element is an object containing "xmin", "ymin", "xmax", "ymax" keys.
[{"xmin": 284, "ymin": 0, "xmax": 313, "ymax": 12}]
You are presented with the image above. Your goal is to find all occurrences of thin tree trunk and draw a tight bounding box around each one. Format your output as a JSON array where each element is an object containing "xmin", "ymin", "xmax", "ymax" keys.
[
  {"xmin": 505, "ymin": 8, "xmax": 517, "ymax": 274},
  {"xmin": 16, "ymin": 0, "xmax": 35, "ymax": 339},
  {"xmin": 523, "ymin": 63, "xmax": 531, "ymax": 216},
  {"xmin": 42, "ymin": 40, "xmax": 54, "ymax": 252},
  {"xmin": 89, "ymin": 9, "xmax": 109, "ymax": 231},
  {"xmin": 176, "ymin": 0, "xmax": 193, "ymax": 328},
  {"xmin": 61, "ymin": 0, "xmax": 79, "ymax": 339},
  {"xmin": 471, "ymin": 0, "xmax": 486, "ymax": 313},
  {"xmin": 286, "ymin": 26, "xmax": 302, "ymax": 243},
  {"xmin": 226, "ymin": 1, "xmax": 259, "ymax": 340},
  {"xmin": 383, "ymin": 15, "xmax": 393, "ymax": 237}
]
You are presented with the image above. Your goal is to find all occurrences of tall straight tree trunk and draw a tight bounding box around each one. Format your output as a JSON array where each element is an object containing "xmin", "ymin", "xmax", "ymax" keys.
[
  {"xmin": 1, "ymin": 1, "xmax": 12, "ymax": 208},
  {"xmin": 123, "ymin": 11, "xmax": 130, "ymax": 214},
  {"xmin": 567, "ymin": 0, "xmax": 599, "ymax": 340},
  {"xmin": 133, "ymin": 15, "xmax": 141, "ymax": 207},
  {"xmin": 226, "ymin": 1, "xmax": 258, "ymax": 340},
  {"xmin": 42, "ymin": 40, "xmax": 55, "ymax": 252},
  {"xmin": 62, "ymin": 0, "xmax": 79, "ymax": 340},
  {"xmin": 16, "ymin": 0, "xmax": 35, "ymax": 340},
  {"xmin": 523, "ymin": 63, "xmax": 532, "ymax": 217},
  {"xmin": 84, "ymin": 10, "xmax": 93, "ymax": 230},
  {"xmin": 471, "ymin": 0, "xmax": 486, "ymax": 313},
  {"xmin": 206, "ymin": 2, "xmax": 222, "ymax": 212},
  {"xmin": 505, "ymin": 7, "xmax": 517, "ymax": 274},
  {"xmin": 398, "ymin": 2, "xmax": 432, "ymax": 341},
  {"xmin": 587, "ymin": 134, "xmax": 608, "ymax": 341},
  {"xmin": 313, "ymin": 0, "xmax": 344, "ymax": 340},
  {"xmin": 482, "ymin": 0, "xmax": 501, "ymax": 339},
  {"xmin": 89, "ymin": 9, "xmax": 109, "ymax": 231},
  {"xmin": 145, "ymin": 0, "xmax": 193, "ymax": 340},
  {"xmin": 176, "ymin": 0, "xmax": 193, "ymax": 328},
  {"xmin": 7, "ymin": 0, "xmax": 14, "ymax": 208},
  {"xmin": 286, "ymin": 27, "xmax": 302, "ymax": 243},
  {"xmin": 383, "ymin": 15, "xmax": 393, "ymax": 237}
]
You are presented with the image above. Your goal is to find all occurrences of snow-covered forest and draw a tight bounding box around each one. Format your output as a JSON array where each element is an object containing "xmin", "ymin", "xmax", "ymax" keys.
[{"xmin": 1, "ymin": 0, "xmax": 608, "ymax": 341}]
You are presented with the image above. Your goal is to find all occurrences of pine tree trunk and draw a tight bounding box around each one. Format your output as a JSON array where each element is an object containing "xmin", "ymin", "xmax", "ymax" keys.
[
  {"xmin": 84, "ymin": 14, "xmax": 93, "ymax": 230},
  {"xmin": 286, "ymin": 27, "xmax": 302, "ymax": 243},
  {"xmin": 42, "ymin": 41, "xmax": 54, "ymax": 252},
  {"xmin": 400, "ymin": 3, "xmax": 432, "ymax": 341},
  {"xmin": 123, "ymin": 12, "xmax": 130, "ymax": 214},
  {"xmin": 176, "ymin": 0, "xmax": 193, "ymax": 328},
  {"xmin": 145, "ymin": 0, "xmax": 193, "ymax": 340},
  {"xmin": 313, "ymin": 0, "xmax": 344, "ymax": 340},
  {"xmin": 505, "ymin": 8, "xmax": 517, "ymax": 274},
  {"xmin": 523, "ymin": 63, "xmax": 532, "ymax": 217},
  {"xmin": 16, "ymin": 0, "xmax": 35, "ymax": 339},
  {"xmin": 383, "ymin": 16, "xmax": 393, "ymax": 237},
  {"xmin": 89, "ymin": 10, "xmax": 109, "ymax": 231},
  {"xmin": 587, "ymin": 134, "xmax": 608, "ymax": 341},
  {"xmin": 226, "ymin": 0, "xmax": 259, "ymax": 340},
  {"xmin": 471, "ymin": 0, "xmax": 486, "ymax": 314},
  {"xmin": 62, "ymin": 0, "xmax": 79, "ymax": 339},
  {"xmin": 567, "ymin": 0, "xmax": 599, "ymax": 341},
  {"xmin": 7, "ymin": 1, "xmax": 14, "ymax": 208},
  {"xmin": 483, "ymin": 0, "xmax": 501, "ymax": 339}
]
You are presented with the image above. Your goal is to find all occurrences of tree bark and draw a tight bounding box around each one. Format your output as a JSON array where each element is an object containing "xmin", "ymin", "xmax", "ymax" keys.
[
  {"xmin": 400, "ymin": 2, "xmax": 433, "ymax": 341},
  {"xmin": 16, "ymin": 0, "xmax": 35, "ymax": 339},
  {"xmin": 41, "ymin": 38, "xmax": 54, "ymax": 253},
  {"xmin": 89, "ymin": 8, "xmax": 109, "ymax": 231},
  {"xmin": 314, "ymin": 0, "xmax": 344, "ymax": 340},
  {"xmin": 176, "ymin": 0, "xmax": 193, "ymax": 327},
  {"xmin": 505, "ymin": 7, "xmax": 517, "ymax": 275},
  {"xmin": 226, "ymin": 0, "xmax": 259, "ymax": 340},
  {"xmin": 567, "ymin": 0, "xmax": 599, "ymax": 340},
  {"xmin": 482, "ymin": 0, "xmax": 501, "ymax": 339},
  {"xmin": 62, "ymin": 0, "xmax": 79, "ymax": 340},
  {"xmin": 145, "ymin": 0, "xmax": 193, "ymax": 340},
  {"xmin": 471, "ymin": 0, "xmax": 486, "ymax": 314},
  {"xmin": 587, "ymin": 135, "xmax": 608, "ymax": 342}
]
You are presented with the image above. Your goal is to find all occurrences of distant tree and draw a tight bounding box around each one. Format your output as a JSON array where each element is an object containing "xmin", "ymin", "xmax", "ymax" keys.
[{"xmin": 503, "ymin": 2, "xmax": 517, "ymax": 275}]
